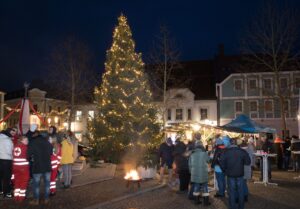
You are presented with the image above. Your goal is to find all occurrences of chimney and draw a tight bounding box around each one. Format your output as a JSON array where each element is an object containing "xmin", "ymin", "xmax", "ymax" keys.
[{"xmin": 218, "ymin": 44, "xmax": 224, "ymax": 56}]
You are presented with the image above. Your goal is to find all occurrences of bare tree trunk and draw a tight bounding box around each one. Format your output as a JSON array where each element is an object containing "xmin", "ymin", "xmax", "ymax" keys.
[{"xmin": 163, "ymin": 31, "xmax": 167, "ymax": 138}]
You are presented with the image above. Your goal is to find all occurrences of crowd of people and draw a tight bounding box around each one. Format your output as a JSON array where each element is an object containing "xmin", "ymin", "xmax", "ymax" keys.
[
  {"xmin": 158, "ymin": 132, "xmax": 300, "ymax": 209},
  {"xmin": 0, "ymin": 125, "xmax": 78, "ymax": 205}
]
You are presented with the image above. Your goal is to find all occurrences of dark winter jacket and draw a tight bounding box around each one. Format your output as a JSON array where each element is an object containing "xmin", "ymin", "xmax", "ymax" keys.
[
  {"xmin": 262, "ymin": 140, "xmax": 274, "ymax": 153},
  {"xmin": 173, "ymin": 141, "xmax": 188, "ymax": 171},
  {"xmin": 158, "ymin": 143, "xmax": 174, "ymax": 163},
  {"xmin": 291, "ymin": 139, "xmax": 300, "ymax": 151},
  {"xmin": 27, "ymin": 134, "xmax": 53, "ymax": 174},
  {"xmin": 211, "ymin": 145, "xmax": 226, "ymax": 169},
  {"xmin": 220, "ymin": 145, "xmax": 251, "ymax": 178},
  {"xmin": 284, "ymin": 140, "xmax": 291, "ymax": 156}
]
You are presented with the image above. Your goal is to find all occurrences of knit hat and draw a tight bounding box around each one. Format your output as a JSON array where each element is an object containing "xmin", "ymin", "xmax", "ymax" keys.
[
  {"xmin": 222, "ymin": 136, "xmax": 231, "ymax": 147},
  {"xmin": 194, "ymin": 140, "xmax": 203, "ymax": 148},
  {"xmin": 215, "ymin": 138, "xmax": 224, "ymax": 146},
  {"xmin": 166, "ymin": 137, "xmax": 173, "ymax": 145},
  {"xmin": 193, "ymin": 132, "xmax": 201, "ymax": 140}
]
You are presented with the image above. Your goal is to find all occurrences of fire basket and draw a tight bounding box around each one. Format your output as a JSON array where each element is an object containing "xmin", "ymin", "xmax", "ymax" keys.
[{"xmin": 124, "ymin": 169, "xmax": 141, "ymax": 189}]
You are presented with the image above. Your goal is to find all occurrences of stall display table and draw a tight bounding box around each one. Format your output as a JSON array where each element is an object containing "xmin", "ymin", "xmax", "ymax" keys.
[
  {"xmin": 292, "ymin": 151, "xmax": 300, "ymax": 179},
  {"xmin": 254, "ymin": 152, "xmax": 277, "ymax": 186}
]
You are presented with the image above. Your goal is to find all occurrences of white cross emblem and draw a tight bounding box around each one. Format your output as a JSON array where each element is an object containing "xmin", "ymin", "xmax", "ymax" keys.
[{"xmin": 14, "ymin": 147, "xmax": 21, "ymax": 156}]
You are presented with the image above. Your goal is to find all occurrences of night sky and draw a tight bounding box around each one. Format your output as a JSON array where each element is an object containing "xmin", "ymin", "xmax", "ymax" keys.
[{"xmin": 1, "ymin": 0, "xmax": 299, "ymax": 91}]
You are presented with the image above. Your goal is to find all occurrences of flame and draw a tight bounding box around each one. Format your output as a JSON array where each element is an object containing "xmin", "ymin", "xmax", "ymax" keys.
[{"xmin": 124, "ymin": 169, "xmax": 140, "ymax": 180}]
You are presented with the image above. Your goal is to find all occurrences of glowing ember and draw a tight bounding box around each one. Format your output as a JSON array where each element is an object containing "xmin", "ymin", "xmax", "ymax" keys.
[{"xmin": 124, "ymin": 169, "xmax": 140, "ymax": 180}]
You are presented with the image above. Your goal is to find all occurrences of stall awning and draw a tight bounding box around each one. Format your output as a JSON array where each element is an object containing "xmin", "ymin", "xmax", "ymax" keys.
[{"xmin": 220, "ymin": 115, "xmax": 276, "ymax": 133}]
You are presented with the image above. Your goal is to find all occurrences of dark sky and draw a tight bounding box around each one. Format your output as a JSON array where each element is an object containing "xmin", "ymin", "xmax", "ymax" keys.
[{"xmin": 0, "ymin": 0, "xmax": 299, "ymax": 91}]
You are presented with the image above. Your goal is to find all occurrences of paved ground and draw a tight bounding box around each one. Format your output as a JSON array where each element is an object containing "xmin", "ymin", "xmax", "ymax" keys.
[
  {"xmin": 99, "ymin": 170, "xmax": 300, "ymax": 209},
  {"xmin": 1, "ymin": 167, "xmax": 300, "ymax": 209}
]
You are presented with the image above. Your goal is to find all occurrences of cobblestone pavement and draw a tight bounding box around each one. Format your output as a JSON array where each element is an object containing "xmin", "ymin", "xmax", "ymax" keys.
[
  {"xmin": 1, "ymin": 168, "xmax": 300, "ymax": 209},
  {"xmin": 100, "ymin": 170, "xmax": 300, "ymax": 209}
]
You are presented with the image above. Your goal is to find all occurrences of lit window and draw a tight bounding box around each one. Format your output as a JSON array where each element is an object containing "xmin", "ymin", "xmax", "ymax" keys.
[
  {"xmin": 88, "ymin": 110, "xmax": 95, "ymax": 121},
  {"xmin": 76, "ymin": 110, "xmax": 82, "ymax": 121},
  {"xmin": 200, "ymin": 108, "xmax": 208, "ymax": 120},
  {"xmin": 234, "ymin": 80, "xmax": 243, "ymax": 91},
  {"xmin": 250, "ymin": 101, "xmax": 258, "ymax": 112},
  {"xmin": 175, "ymin": 109, "xmax": 183, "ymax": 120}
]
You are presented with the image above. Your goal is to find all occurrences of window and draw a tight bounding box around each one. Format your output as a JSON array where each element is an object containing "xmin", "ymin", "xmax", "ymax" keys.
[
  {"xmin": 48, "ymin": 106, "xmax": 52, "ymax": 113},
  {"xmin": 58, "ymin": 107, "xmax": 61, "ymax": 112},
  {"xmin": 295, "ymin": 77, "xmax": 300, "ymax": 89},
  {"xmin": 263, "ymin": 78, "xmax": 272, "ymax": 89},
  {"xmin": 167, "ymin": 109, "xmax": 172, "ymax": 120},
  {"xmin": 249, "ymin": 79, "xmax": 257, "ymax": 90},
  {"xmin": 249, "ymin": 101, "xmax": 258, "ymax": 118},
  {"xmin": 76, "ymin": 110, "xmax": 82, "ymax": 121},
  {"xmin": 200, "ymin": 108, "xmax": 208, "ymax": 120},
  {"xmin": 264, "ymin": 100, "xmax": 273, "ymax": 118},
  {"xmin": 33, "ymin": 104, "xmax": 38, "ymax": 111},
  {"xmin": 88, "ymin": 110, "xmax": 95, "ymax": 121},
  {"xmin": 187, "ymin": 109, "xmax": 192, "ymax": 120},
  {"xmin": 235, "ymin": 101, "xmax": 243, "ymax": 112},
  {"xmin": 175, "ymin": 109, "xmax": 183, "ymax": 120},
  {"xmin": 280, "ymin": 78, "xmax": 288, "ymax": 89},
  {"xmin": 250, "ymin": 101, "xmax": 258, "ymax": 112},
  {"xmin": 284, "ymin": 100, "xmax": 290, "ymax": 118},
  {"xmin": 234, "ymin": 79, "xmax": 243, "ymax": 91}
]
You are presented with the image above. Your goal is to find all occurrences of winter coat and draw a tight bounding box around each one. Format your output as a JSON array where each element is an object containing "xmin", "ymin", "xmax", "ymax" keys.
[
  {"xmin": 189, "ymin": 148, "xmax": 210, "ymax": 183},
  {"xmin": 0, "ymin": 133, "xmax": 13, "ymax": 160},
  {"xmin": 27, "ymin": 134, "xmax": 53, "ymax": 174},
  {"xmin": 291, "ymin": 139, "xmax": 300, "ymax": 151},
  {"xmin": 173, "ymin": 141, "xmax": 189, "ymax": 172},
  {"xmin": 158, "ymin": 143, "xmax": 174, "ymax": 163},
  {"xmin": 241, "ymin": 146, "xmax": 253, "ymax": 180},
  {"xmin": 220, "ymin": 145, "xmax": 251, "ymax": 178},
  {"xmin": 211, "ymin": 145, "xmax": 226, "ymax": 173},
  {"xmin": 61, "ymin": 140, "xmax": 74, "ymax": 164}
]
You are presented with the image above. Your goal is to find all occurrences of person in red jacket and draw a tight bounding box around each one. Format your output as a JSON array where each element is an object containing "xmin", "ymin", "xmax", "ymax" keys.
[
  {"xmin": 50, "ymin": 137, "xmax": 61, "ymax": 196},
  {"xmin": 13, "ymin": 136, "xmax": 29, "ymax": 202}
]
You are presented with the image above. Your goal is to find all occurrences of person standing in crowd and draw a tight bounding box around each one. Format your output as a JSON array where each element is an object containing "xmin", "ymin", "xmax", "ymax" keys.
[
  {"xmin": 189, "ymin": 137, "xmax": 211, "ymax": 206},
  {"xmin": 61, "ymin": 134, "xmax": 74, "ymax": 188},
  {"xmin": 0, "ymin": 128, "xmax": 17, "ymax": 198},
  {"xmin": 211, "ymin": 137, "xmax": 226, "ymax": 198},
  {"xmin": 48, "ymin": 126, "xmax": 58, "ymax": 143},
  {"xmin": 50, "ymin": 137, "xmax": 61, "ymax": 196},
  {"xmin": 158, "ymin": 137, "xmax": 174, "ymax": 184},
  {"xmin": 27, "ymin": 128, "xmax": 53, "ymax": 205},
  {"xmin": 173, "ymin": 135, "xmax": 189, "ymax": 193},
  {"xmin": 220, "ymin": 138, "xmax": 251, "ymax": 209},
  {"xmin": 274, "ymin": 137, "xmax": 285, "ymax": 170},
  {"xmin": 283, "ymin": 137, "xmax": 291, "ymax": 170},
  {"xmin": 291, "ymin": 135, "xmax": 300, "ymax": 171},
  {"xmin": 238, "ymin": 139, "xmax": 253, "ymax": 202},
  {"xmin": 260, "ymin": 136, "xmax": 273, "ymax": 180},
  {"xmin": 67, "ymin": 131, "xmax": 78, "ymax": 162},
  {"xmin": 247, "ymin": 137, "xmax": 256, "ymax": 170},
  {"xmin": 12, "ymin": 136, "xmax": 30, "ymax": 202}
]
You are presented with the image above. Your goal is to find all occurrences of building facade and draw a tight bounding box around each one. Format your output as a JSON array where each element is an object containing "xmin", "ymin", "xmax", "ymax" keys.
[
  {"xmin": 4, "ymin": 88, "xmax": 69, "ymax": 131},
  {"xmin": 217, "ymin": 71, "xmax": 300, "ymax": 136}
]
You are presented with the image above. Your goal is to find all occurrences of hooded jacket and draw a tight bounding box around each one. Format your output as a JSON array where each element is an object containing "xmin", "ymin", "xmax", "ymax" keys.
[
  {"xmin": 0, "ymin": 132, "xmax": 13, "ymax": 160},
  {"xmin": 220, "ymin": 145, "xmax": 251, "ymax": 178}
]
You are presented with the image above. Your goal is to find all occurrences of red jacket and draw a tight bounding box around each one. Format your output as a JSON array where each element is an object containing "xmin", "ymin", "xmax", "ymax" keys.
[
  {"xmin": 13, "ymin": 143, "xmax": 29, "ymax": 168},
  {"xmin": 51, "ymin": 144, "xmax": 62, "ymax": 169}
]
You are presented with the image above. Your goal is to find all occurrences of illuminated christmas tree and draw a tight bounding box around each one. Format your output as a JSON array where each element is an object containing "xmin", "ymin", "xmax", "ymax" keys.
[{"xmin": 90, "ymin": 14, "xmax": 161, "ymax": 163}]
